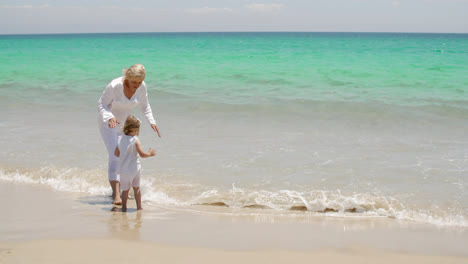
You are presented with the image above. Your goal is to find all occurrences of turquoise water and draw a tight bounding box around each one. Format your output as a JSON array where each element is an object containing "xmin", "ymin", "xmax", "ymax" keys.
[
  {"xmin": 1, "ymin": 33, "xmax": 467, "ymax": 105},
  {"xmin": 1, "ymin": 33, "xmax": 468, "ymax": 227}
]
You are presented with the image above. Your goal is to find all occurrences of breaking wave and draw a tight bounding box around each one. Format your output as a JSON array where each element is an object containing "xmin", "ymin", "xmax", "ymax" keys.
[{"xmin": 1, "ymin": 166, "xmax": 466, "ymax": 228}]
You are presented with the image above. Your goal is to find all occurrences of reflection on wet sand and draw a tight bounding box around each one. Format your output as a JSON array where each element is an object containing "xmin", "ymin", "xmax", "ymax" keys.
[{"xmin": 108, "ymin": 208, "xmax": 143, "ymax": 240}]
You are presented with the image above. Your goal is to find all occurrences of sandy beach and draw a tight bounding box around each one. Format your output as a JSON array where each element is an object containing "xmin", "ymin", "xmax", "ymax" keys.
[
  {"xmin": 1, "ymin": 181, "xmax": 467, "ymax": 264},
  {"xmin": 2, "ymin": 0, "xmax": 468, "ymax": 261},
  {"xmin": 2, "ymin": 239, "xmax": 467, "ymax": 264}
]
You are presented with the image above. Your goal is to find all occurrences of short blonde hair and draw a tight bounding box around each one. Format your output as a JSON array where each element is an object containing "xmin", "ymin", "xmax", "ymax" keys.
[
  {"xmin": 122, "ymin": 64, "xmax": 146, "ymax": 81},
  {"xmin": 123, "ymin": 115, "xmax": 141, "ymax": 135}
]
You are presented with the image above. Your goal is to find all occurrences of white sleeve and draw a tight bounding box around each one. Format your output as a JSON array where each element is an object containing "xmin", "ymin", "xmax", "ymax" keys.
[
  {"xmin": 138, "ymin": 83, "xmax": 156, "ymax": 125},
  {"xmin": 97, "ymin": 82, "xmax": 116, "ymax": 123}
]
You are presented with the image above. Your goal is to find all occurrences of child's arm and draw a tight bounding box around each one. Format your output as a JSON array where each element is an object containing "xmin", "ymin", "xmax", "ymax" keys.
[
  {"xmin": 114, "ymin": 146, "xmax": 120, "ymax": 157},
  {"xmin": 135, "ymin": 139, "xmax": 156, "ymax": 158}
]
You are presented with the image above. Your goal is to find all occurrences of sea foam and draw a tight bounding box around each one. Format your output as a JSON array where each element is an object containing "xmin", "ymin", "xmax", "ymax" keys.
[{"xmin": 1, "ymin": 166, "xmax": 466, "ymax": 228}]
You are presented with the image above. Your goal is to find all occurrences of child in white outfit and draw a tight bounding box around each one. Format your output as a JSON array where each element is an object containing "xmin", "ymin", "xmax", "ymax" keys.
[{"xmin": 114, "ymin": 115, "xmax": 156, "ymax": 212}]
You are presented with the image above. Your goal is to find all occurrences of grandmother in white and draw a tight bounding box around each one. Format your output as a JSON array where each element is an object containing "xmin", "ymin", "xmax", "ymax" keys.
[{"xmin": 98, "ymin": 64, "xmax": 161, "ymax": 205}]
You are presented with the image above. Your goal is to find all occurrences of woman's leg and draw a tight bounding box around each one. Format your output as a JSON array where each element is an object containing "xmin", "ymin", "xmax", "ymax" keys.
[
  {"xmin": 110, "ymin": 180, "xmax": 121, "ymax": 205},
  {"xmin": 109, "ymin": 153, "xmax": 121, "ymax": 204},
  {"xmin": 99, "ymin": 123, "xmax": 121, "ymax": 203}
]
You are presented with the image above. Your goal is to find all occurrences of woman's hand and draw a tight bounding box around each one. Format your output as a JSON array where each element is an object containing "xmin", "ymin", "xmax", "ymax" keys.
[
  {"xmin": 151, "ymin": 124, "xmax": 161, "ymax": 138},
  {"xmin": 108, "ymin": 118, "xmax": 120, "ymax": 128}
]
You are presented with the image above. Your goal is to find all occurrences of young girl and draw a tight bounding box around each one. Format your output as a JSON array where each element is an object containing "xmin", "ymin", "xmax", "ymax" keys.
[{"xmin": 114, "ymin": 115, "xmax": 156, "ymax": 212}]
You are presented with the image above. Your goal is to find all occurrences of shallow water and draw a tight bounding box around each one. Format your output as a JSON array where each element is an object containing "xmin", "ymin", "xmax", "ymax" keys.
[{"xmin": 1, "ymin": 32, "xmax": 467, "ymax": 227}]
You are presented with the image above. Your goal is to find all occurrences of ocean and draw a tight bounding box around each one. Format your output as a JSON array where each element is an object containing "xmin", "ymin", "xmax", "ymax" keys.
[{"xmin": 1, "ymin": 32, "xmax": 467, "ymax": 227}]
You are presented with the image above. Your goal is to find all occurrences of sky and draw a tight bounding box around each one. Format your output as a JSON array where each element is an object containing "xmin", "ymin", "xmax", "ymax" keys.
[{"xmin": 0, "ymin": 0, "xmax": 467, "ymax": 34}]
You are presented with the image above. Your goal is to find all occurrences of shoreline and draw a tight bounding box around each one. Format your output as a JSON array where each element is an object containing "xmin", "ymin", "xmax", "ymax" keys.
[
  {"xmin": 1, "ymin": 181, "xmax": 468, "ymax": 263},
  {"xmin": 2, "ymin": 164, "xmax": 466, "ymax": 230}
]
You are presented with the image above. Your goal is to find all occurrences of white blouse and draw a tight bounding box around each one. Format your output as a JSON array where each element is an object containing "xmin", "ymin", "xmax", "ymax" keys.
[{"xmin": 98, "ymin": 77, "xmax": 156, "ymax": 126}]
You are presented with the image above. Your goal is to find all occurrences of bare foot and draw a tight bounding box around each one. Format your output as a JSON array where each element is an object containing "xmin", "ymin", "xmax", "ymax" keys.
[
  {"xmin": 113, "ymin": 199, "xmax": 122, "ymax": 205},
  {"xmin": 137, "ymin": 207, "xmax": 143, "ymax": 211},
  {"xmin": 122, "ymin": 206, "xmax": 127, "ymax": 212}
]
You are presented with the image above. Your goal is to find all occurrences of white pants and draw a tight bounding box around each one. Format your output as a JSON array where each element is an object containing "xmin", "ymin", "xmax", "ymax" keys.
[{"xmin": 99, "ymin": 123, "xmax": 123, "ymax": 182}]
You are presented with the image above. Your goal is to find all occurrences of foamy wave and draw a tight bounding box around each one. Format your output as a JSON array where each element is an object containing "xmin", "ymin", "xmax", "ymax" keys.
[
  {"xmin": 139, "ymin": 178, "xmax": 182, "ymax": 205},
  {"xmin": 0, "ymin": 167, "xmax": 111, "ymax": 195},
  {"xmin": 0, "ymin": 166, "xmax": 187, "ymax": 206},
  {"xmin": 189, "ymin": 185, "xmax": 468, "ymax": 227},
  {"xmin": 1, "ymin": 167, "xmax": 466, "ymax": 228}
]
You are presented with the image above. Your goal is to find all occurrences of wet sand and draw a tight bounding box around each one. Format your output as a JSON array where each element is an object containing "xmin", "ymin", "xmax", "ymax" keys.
[{"xmin": 1, "ymin": 182, "xmax": 467, "ymax": 263}]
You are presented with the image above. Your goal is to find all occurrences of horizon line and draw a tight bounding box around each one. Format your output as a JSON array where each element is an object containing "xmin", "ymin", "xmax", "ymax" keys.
[{"xmin": 1, "ymin": 30, "xmax": 468, "ymax": 36}]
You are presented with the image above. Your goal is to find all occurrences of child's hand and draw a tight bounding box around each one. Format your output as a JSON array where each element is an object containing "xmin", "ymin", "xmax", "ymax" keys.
[{"xmin": 148, "ymin": 148, "xmax": 156, "ymax": 157}]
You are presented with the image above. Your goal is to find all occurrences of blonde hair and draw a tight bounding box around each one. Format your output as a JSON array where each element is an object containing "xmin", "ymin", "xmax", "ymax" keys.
[
  {"xmin": 123, "ymin": 115, "xmax": 141, "ymax": 135},
  {"xmin": 122, "ymin": 64, "xmax": 146, "ymax": 81}
]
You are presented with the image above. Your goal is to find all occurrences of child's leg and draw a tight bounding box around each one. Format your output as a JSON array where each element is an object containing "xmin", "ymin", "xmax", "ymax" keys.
[
  {"xmin": 121, "ymin": 189, "xmax": 130, "ymax": 212},
  {"xmin": 132, "ymin": 171, "xmax": 142, "ymax": 210},
  {"xmin": 133, "ymin": 187, "xmax": 142, "ymax": 210}
]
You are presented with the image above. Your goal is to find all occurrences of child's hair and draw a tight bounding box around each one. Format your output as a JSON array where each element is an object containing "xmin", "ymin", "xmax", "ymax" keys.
[{"xmin": 123, "ymin": 115, "xmax": 141, "ymax": 135}]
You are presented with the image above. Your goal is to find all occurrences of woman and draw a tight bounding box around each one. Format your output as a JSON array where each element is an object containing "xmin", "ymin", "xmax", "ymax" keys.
[{"xmin": 98, "ymin": 64, "xmax": 161, "ymax": 205}]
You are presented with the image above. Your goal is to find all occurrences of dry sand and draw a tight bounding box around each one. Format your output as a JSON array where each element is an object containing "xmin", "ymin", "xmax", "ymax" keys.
[
  {"xmin": 1, "ymin": 182, "xmax": 467, "ymax": 264},
  {"xmin": 2, "ymin": 239, "xmax": 467, "ymax": 264}
]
